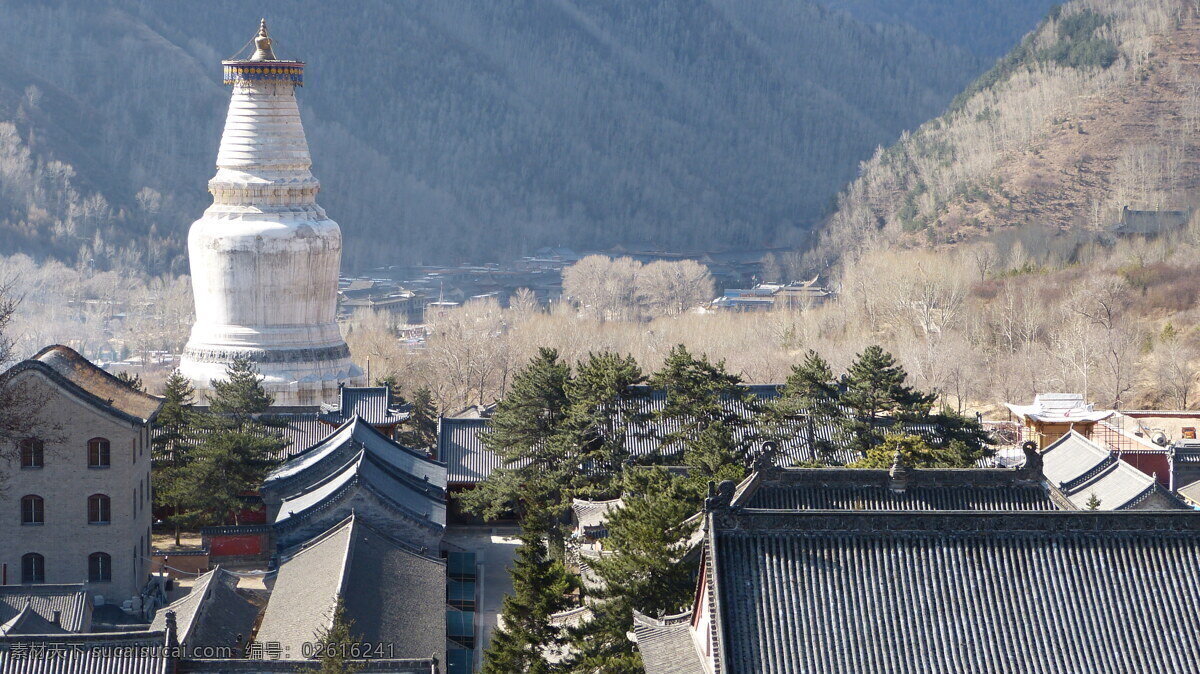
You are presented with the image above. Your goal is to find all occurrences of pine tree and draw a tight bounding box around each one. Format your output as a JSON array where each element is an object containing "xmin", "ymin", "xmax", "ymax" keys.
[
  {"xmin": 404, "ymin": 386, "xmax": 438, "ymax": 449},
  {"xmin": 840, "ymin": 345, "xmax": 935, "ymax": 457},
  {"xmin": 649, "ymin": 344, "xmax": 761, "ymax": 466},
  {"xmin": 561, "ymin": 352, "xmax": 646, "ymax": 498},
  {"xmin": 1086, "ymin": 492, "xmax": 1102, "ymax": 510},
  {"xmin": 151, "ymin": 370, "xmax": 199, "ymax": 545},
  {"xmin": 566, "ymin": 468, "xmax": 698, "ymax": 672},
  {"xmin": 116, "ymin": 370, "xmax": 145, "ymax": 392},
  {"xmin": 850, "ymin": 432, "xmax": 978, "ymax": 469},
  {"xmin": 480, "ymin": 527, "xmax": 576, "ymax": 674},
  {"xmin": 680, "ymin": 421, "xmax": 747, "ymax": 490},
  {"xmin": 769, "ymin": 349, "xmax": 844, "ymax": 462},
  {"xmin": 185, "ymin": 358, "xmax": 288, "ymax": 525},
  {"xmin": 459, "ymin": 348, "xmax": 572, "ymax": 534},
  {"xmin": 207, "ymin": 356, "xmax": 275, "ymax": 424}
]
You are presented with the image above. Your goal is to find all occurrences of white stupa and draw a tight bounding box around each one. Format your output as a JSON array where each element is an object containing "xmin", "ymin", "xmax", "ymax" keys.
[{"xmin": 180, "ymin": 20, "xmax": 364, "ymax": 407}]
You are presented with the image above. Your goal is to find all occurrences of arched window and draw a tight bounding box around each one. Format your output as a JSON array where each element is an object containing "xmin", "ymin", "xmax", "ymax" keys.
[
  {"xmin": 19, "ymin": 438, "xmax": 43, "ymax": 468},
  {"xmin": 88, "ymin": 438, "xmax": 110, "ymax": 468},
  {"xmin": 87, "ymin": 494, "xmax": 110, "ymax": 524},
  {"xmin": 88, "ymin": 552, "xmax": 111, "ymax": 583},
  {"xmin": 20, "ymin": 495, "xmax": 43, "ymax": 525},
  {"xmin": 21, "ymin": 553, "xmax": 44, "ymax": 584}
]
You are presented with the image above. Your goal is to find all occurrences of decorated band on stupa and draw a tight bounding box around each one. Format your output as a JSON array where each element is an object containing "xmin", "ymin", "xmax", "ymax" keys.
[{"xmin": 180, "ymin": 20, "xmax": 364, "ymax": 407}]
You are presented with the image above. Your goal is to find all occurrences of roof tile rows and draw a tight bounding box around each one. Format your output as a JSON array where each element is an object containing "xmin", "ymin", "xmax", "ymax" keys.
[
  {"xmin": 632, "ymin": 612, "xmax": 707, "ymax": 674},
  {"xmin": 255, "ymin": 515, "xmax": 445, "ymax": 664},
  {"xmin": 713, "ymin": 511, "xmax": 1200, "ymax": 674},
  {"xmin": 1041, "ymin": 432, "xmax": 1170, "ymax": 509},
  {"xmin": 318, "ymin": 386, "xmax": 410, "ymax": 427},
  {"xmin": 733, "ymin": 467, "xmax": 1055, "ymax": 511},
  {"xmin": 266, "ymin": 417, "xmax": 448, "ymax": 532},
  {"xmin": 0, "ymin": 585, "xmax": 92, "ymax": 634},
  {"xmin": 264, "ymin": 417, "xmax": 443, "ymax": 497},
  {"xmin": 0, "ymin": 630, "xmax": 169, "ymax": 674},
  {"xmin": 149, "ymin": 568, "xmax": 257, "ymax": 652}
]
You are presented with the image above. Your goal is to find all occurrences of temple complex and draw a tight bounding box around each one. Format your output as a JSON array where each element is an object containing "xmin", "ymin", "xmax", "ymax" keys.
[{"xmin": 180, "ymin": 21, "xmax": 363, "ymax": 406}]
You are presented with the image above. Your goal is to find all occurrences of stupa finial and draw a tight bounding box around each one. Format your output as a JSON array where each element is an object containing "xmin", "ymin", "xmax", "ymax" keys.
[{"xmin": 249, "ymin": 18, "xmax": 277, "ymax": 61}]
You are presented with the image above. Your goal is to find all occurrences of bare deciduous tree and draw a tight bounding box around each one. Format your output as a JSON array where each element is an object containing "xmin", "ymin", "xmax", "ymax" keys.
[{"xmin": 638, "ymin": 260, "xmax": 714, "ymax": 318}]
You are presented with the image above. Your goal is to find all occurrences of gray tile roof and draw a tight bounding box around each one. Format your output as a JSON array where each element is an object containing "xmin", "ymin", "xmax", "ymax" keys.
[
  {"xmin": 1177, "ymin": 478, "xmax": 1200, "ymax": 505},
  {"xmin": 0, "ymin": 585, "xmax": 92, "ymax": 633},
  {"xmin": 732, "ymin": 467, "xmax": 1057, "ymax": 511},
  {"xmin": 0, "ymin": 630, "xmax": 169, "ymax": 674},
  {"xmin": 161, "ymin": 412, "xmax": 332, "ymax": 462},
  {"xmin": 264, "ymin": 417, "xmax": 444, "ymax": 503},
  {"xmin": 633, "ymin": 611, "xmax": 707, "ymax": 674},
  {"xmin": 0, "ymin": 604, "xmax": 65, "ymax": 636},
  {"xmin": 256, "ymin": 515, "xmax": 445, "ymax": 664},
  {"xmin": 437, "ymin": 417, "xmax": 518, "ymax": 484},
  {"xmin": 149, "ymin": 568, "xmax": 258, "ymax": 651},
  {"xmin": 708, "ymin": 510, "xmax": 1200, "ymax": 674},
  {"xmin": 571, "ymin": 498, "xmax": 623, "ymax": 536},
  {"xmin": 1041, "ymin": 431, "xmax": 1166, "ymax": 509},
  {"xmin": 319, "ymin": 387, "xmax": 410, "ymax": 427},
  {"xmin": 261, "ymin": 413, "xmax": 333, "ymax": 461},
  {"xmin": 272, "ymin": 449, "xmax": 446, "ymax": 529}
]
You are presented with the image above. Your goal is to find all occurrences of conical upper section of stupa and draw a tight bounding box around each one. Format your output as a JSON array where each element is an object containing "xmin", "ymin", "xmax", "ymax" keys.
[{"xmin": 180, "ymin": 20, "xmax": 363, "ymax": 407}]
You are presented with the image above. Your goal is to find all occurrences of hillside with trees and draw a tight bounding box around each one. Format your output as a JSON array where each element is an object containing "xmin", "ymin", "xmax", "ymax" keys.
[
  {"xmin": 0, "ymin": 1, "xmax": 1050, "ymax": 272},
  {"xmin": 813, "ymin": 0, "xmax": 1199, "ymax": 267}
]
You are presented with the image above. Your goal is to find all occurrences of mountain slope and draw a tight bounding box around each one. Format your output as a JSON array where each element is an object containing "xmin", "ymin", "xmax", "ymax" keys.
[
  {"xmin": 814, "ymin": 0, "xmax": 1194, "ymax": 267},
  {"xmin": 0, "ymin": 1, "xmax": 1028, "ymax": 272},
  {"xmin": 818, "ymin": 0, "xmax": 1060, "ymax": 57}
]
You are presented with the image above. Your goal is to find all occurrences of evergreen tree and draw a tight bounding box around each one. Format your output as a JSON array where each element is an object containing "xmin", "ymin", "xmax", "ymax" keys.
[
  {"xmin": 840, "ymin": 345, "xmax": 935, "ymax": 457},
  {"xmin": 561, "ymin": 352, "xmax": 647, "ymax": 498},
  {"xmin": 151, "ymin": 370, "xmax": 200, "ymax": 545},
  {"xmin": 481, "ymin": 527, "xmax": 576, "ymax": 674},
  {"xmin": 459, "ymin": 348, "xmax": 572, "ymax": 534},
  {"xmin": 850, "ymin": 432, "xmax": 978, "ymax": 469},
  {"xmin": 769, "ymin": 349, "xmax": 844, "ymax": 462},
  {"xmin": 116, "ymin": 370, "xmax": 145, "ymax": 392},
  {"xmin": 680, "ymin": 421, "xmax": 747, "ymax": 491},
  {"xmin": 1086, "ymin": 492, "xmax": 1102, "ymax": 510},
  {"xmin": 649, "ymin": 345, "xmax": 761, "ymax": 465},
  {"xmin": 927, "ymin": 407, "xmax": 994, "ymax": 462},
  {"xmin": 315, "ymin": 598, "xmax": 361, "ymax": 674},
  {"xmin": 185, "ymin": 358, "xmax": 288, "ymax": 525},
  {"xmin": 566, "ymin": 468, "xmax": 698, "ymax": 672},
  {"xmin": 403, "ymin": 386, "xmax": 438, "ymax": 449},
  {"xmin": 207, "ymin": 356, "xmax": 275, "ymax": 423}
]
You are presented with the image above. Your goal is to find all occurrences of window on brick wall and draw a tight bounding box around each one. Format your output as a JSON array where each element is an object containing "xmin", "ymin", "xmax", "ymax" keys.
[
  {"xmin": 88, "ymin": 552, "xmax": 111, "ymax": 582},
  {"xmin": 88, "ymin": 438, "xmax": 110, "ymax": 468},
  {"xmin": 20, "ymin": 495, "xmax": 44, "ymax": 525},
  {"xmin": 21, "ymin": 553, "xmax": 44, "ymax": 583},
  {"xmin": 19, "ymin": 438, "xmax": 43, "ymax": 468},
  {"xmin": 88, "ymin": 494, "xmax": 111, "ymax": 524}
]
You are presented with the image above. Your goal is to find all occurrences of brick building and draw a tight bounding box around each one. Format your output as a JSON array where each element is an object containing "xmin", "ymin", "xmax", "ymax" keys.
[{"xmin": 0, "ymin": 345, "xmax": 161, "ymax": 605}]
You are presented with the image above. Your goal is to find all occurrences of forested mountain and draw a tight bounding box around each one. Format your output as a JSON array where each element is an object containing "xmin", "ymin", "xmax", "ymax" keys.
[
  {"xmin": 820, "ymin": 0, "xmax": 1058, "ymax": 57},
  {"xmin": 814, "ymin": 0, "xmax": 1198, "ymax": 267},
  {"xmin": 0, "ymin": 1, "xmax": 1044, "ymax": 272}
]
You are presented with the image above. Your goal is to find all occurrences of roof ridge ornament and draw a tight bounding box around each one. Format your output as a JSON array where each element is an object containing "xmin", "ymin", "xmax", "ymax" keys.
[
  {"xmin": 889, "ymin": 450, "xmax": 911, "ymax": 492},
  {"xmin": 705, "ymin": 480, "xmax": 736, "ymax": 512},
  {"xmin": 1021, "ymin": 440, "xmax": 1043, "ymax": 479},
  {"xmin": 249, "ymin": 18, "xmax": 277, "ymax": 62}
]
